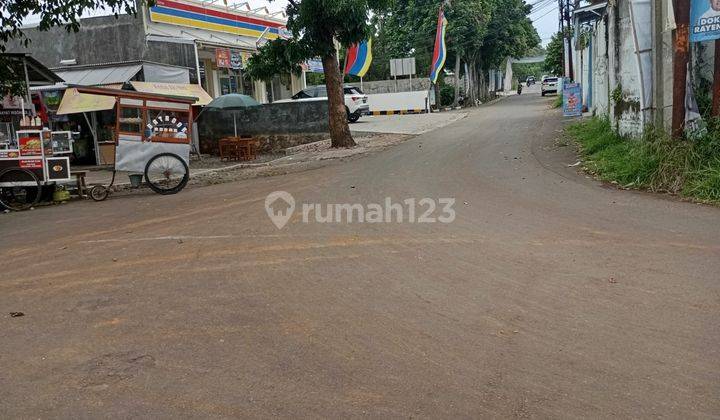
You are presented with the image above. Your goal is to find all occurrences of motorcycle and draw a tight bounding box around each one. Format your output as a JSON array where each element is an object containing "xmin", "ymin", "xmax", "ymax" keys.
[{"xmin": 517, "ymin": 85, "xmax": 523, "ymax": 95}]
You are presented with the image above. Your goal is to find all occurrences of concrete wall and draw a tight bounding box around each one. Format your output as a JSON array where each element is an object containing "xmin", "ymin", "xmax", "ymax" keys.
[
  {"xmin": 356, "ymin": 79, "xmax": 431, "ymax": 94},
  {"xmin": 8, "ymin": 15, "xmax": 147, "ymax": 67},
  {"xmin": 592, "ymin": 15, "xmax": 610, "ymax": 116},
  {"xmin": 368, "ymin": 91, "xmax": 429, "ymax": 112},
  {"xmin": 197, "ymin": 101, "xmax": 329, "ymax": 154}
]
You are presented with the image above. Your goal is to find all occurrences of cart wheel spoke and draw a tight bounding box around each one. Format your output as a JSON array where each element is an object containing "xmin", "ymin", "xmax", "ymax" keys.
[{"xmin": 144, "ymin": 153, "xmax": 189, "ymax": 195}]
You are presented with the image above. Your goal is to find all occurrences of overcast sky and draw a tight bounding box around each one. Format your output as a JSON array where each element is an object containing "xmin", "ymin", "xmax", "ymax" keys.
[{"xmin": 23, "ymin": 0, "xmax": 558, "ymax": 47}]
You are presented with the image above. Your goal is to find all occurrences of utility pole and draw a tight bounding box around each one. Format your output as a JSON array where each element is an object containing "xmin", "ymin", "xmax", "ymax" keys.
[
  {"xmin": 565, "ymin": 0, "xmax": 574, "ymax": 81},
  {"xmin": 671, "ymin": 0, "xmax": 690, "ymax": 137}
]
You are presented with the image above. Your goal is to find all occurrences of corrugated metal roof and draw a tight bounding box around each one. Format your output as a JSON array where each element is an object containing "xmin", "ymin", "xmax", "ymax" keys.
[{"xmin": 54, "ymin": 64, "xmax": 142, "ymax": 86}]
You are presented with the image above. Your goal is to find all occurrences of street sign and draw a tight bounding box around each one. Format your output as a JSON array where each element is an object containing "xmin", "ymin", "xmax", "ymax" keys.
[
  {"xmin": 390, "ymin": 58, "xmax": 416, "ymax": 77},
  {"xmin": 562, "ymin": 83, "xmax": 583, "ymax": 117}
]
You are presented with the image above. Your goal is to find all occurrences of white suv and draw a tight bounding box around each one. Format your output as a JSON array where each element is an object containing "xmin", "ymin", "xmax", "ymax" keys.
[
  {"xmin": 541, "ymin": 76, "xmax": 559, "ymax": 96},
  {"xmin": 282, "ymin": 85, "xmax": 369, "ymax": 123}
]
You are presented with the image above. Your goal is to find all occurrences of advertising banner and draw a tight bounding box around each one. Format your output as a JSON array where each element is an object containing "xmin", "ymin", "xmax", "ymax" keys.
[
  {"xmin": 19, "ymin": 136, "xmax": 43, "ymax": 157},
  {"xmin": 690, "ymin": 0, "xmax": 720, "ymax": 42},
  {"xmin": 230, "ymin": 51, "xmax": 243, "ymax": 70},
  {"xmin": 216, "ymin": 48, "xmax": 231, "ymax": 68},
  {"xmin": 563, "ymin": 83, "xmax": 583, "ymax": 117}
]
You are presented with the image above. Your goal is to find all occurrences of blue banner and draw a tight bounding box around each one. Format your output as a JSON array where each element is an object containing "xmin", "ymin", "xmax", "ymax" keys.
[
  {"xmin": 690, "ymin": 0, "xmax": 720, "ymax": 42},
  {"xmin": 563, "ymin": 83, "xmax": 583, "ymax": 117}
]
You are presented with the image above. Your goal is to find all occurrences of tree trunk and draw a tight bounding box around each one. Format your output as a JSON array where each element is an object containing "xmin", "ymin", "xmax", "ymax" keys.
[
  {"xmin": 322, "ymin": 51, "xmax": 356, "ymax": 148},
  {"xmin": 671, "ymin": 0, "xmax": 690, "ymax": 138},
  {"xmin": 453, "ymin": 54, "xmax": 461, "ymax": 108},
  {"xmin": 713, "ymin": 39, "xmax": 720, "ymax": 118}
]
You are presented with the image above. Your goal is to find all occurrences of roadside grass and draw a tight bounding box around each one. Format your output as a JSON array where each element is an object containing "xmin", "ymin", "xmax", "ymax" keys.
[
  {"xmin": 567, "ymin": 117, "xmax": 720, "ymax": 203},
  {"xmin": 552, "ymin": 94, "xmax": 562, "ymax": 108}
]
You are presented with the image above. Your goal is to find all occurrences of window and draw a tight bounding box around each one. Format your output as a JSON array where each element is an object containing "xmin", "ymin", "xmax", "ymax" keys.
[
  {"xmin": 144, "ymin": 109, "xmax": 190, "ymax": 142},
  {"xmin": 119, "ymin": 107, "xmax": 143, "ymax": 134}
]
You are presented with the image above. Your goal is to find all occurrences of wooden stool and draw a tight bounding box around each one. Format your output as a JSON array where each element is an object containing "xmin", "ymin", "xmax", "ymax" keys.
[{"xmin": 70, "ymin": 170, "xmax": 88, "ymax": 198}]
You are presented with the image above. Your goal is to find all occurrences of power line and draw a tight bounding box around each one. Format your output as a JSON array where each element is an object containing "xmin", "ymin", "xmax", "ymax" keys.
[
  {"xmin": 530, "ymin": 0, "xmax": 556, "ymax": 16},
  {"xmin": 531, "ymin": 5, "xmax": 558, "ymax": 21}
]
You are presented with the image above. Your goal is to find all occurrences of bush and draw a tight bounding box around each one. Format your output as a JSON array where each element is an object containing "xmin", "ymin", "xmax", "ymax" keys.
[
  {"xmin": 440, "ymin": 84, "xmax": 455, "ymax": 107},
  {"xmin": 567, "ymin": 117, "xmax": 720, "ymax": 203}
]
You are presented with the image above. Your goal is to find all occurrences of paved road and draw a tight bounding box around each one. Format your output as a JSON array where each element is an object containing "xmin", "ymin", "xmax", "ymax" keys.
[{"xmin": 2, "ymin": 92, "xmax": 719, "ymax": 418}]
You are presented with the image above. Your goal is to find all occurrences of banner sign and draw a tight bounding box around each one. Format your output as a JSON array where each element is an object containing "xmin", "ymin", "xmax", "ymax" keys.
[
  {"xmin": 429, "ymin": 7, "xmax": 448, "ymax": 84},
  {"xmin": 690, "ymin": 0, "xmax": 720, "ymax": 42},
  {"xmin": 149, "ymin": 0, "xmax": 287, "ymax": 40},
  {"xmin": 304, "ymin": 58, "xmax": 324, "ymax": 73},
  {"xmin": 563, "ymin": 83, "xmax": 583, "ymax": 117},
  {"xmin": 344, "ymin": 40, "xmax": 373, "ymax": 78},
  {"xmin": 216, "ymin": 48, "xmax": 231, "ymax": 68},
  {"xmin": 230, "ymin": 51, "xmax": 243, "ymax": 70}
]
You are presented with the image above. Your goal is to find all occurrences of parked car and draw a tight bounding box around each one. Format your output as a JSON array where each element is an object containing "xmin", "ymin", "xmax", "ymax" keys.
[
  {"xmin": 280, "ymin": 85, "xmax": 369, "ymax": 123},
  {"xmin": 541, "ymin": 77, "xmax": 559, "ymax": 96}
]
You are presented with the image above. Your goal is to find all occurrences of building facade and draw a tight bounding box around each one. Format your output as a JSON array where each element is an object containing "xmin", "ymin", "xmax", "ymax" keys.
[
  {"xmin": 572, "ymin": 0, "xmax": 717, "ymax": 136},
  {"xmin": 10, "ymin": 0, "xmax": 306, "ymax": 103}
]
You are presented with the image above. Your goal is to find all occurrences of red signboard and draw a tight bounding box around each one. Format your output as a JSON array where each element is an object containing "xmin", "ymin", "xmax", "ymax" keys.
[
  {"xmin": 19, "ymin": 159, "xmax": 43, "ymax": 169},
  {"xmin": 216, "ymin": 48, "xmax": 231, "ymax": 68},
  {"xmin": 19, "ymin": 136, "xmax": 42, "ymax": 157}
]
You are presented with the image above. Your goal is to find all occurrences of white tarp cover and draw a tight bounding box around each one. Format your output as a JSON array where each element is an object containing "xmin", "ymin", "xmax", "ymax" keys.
[
  {"xmin": 142, "ymin": 63, "xmax": 190, "ymax": 84},
  {"xmin": 115, "ymin": 135, "xmax": 190, "ymax": 173}
]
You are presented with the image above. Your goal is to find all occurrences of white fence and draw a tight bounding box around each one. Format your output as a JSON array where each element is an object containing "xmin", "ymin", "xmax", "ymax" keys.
[{"xmin": 367, "ymin": 91, "xmax": 430, "ymax": 113}]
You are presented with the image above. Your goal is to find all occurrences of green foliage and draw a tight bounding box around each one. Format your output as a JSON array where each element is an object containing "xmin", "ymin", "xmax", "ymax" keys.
[
  {"xmin": 367, "ymin": 0, "xmax": 537, "ymax": 81},
  {"xmin": 0, "ymin": 0, "xmax": 149, "ymax": 96},
  {"xmin": 568, "ymin": 117, "xmax": 720, "ymax": 203},
  {"xmin": 440, "ymin": 84, "xmax": 455, "ymax": 106},
  {"xmin": 247, "ymin": 0, "xmax": 390, "ymax": 82},
  {"xmin": 610, "ymin": 84, "xmax": 623, "ymax": 103},
  {"xmin": 543, "ymin": 32, "xmax": 563, "ymax": 76},
  {"xmin": 552, "ymin": 94, "xmax": 562, "ymax": 108},
  {"xmin": 512, "ymin": 62, "xmax": 543, "ymax": 81},
  {"xmin": 479, "ymin": 0, "xmax": 539, "ymax": 70}
]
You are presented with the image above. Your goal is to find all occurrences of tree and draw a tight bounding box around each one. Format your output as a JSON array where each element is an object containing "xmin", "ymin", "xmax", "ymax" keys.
[
  {"xmin": 247, "ymin": 0, "xmax": 389, "ymax": 148},
  {"xmin": 0, "ymin": 0, "xmax": 145, "ymax": 96},
  {"xmin": 543, "ymin": 32, "xmax": 564, "ymax": 76}
]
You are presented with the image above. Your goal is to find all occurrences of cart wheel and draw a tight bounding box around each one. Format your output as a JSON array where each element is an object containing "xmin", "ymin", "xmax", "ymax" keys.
[
  {"xmin": 144, "ymin": 152, "xmax": 189, "ymax": 195},
  {"xmin": 90, "ymin": 185, "xmax": 110, "ymax": 202},
  {"xmin": 0, "ymin": 168, "xmax": 41, "ymax": 211}
]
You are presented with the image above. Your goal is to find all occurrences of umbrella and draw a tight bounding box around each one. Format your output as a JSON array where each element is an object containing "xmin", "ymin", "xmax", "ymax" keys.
[{"xmin": 203, "ymin": 94, "xmax": 261, "ymax": 137}]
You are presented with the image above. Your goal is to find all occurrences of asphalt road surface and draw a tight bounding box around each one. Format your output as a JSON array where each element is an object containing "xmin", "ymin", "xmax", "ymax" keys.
[{"xmin": 2, "ymin": 92, "xmax": 719, "ymax": 418}]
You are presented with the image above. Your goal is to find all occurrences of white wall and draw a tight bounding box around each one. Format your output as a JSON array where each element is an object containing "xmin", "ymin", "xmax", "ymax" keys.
[{"xmin": 367, "ymin": 91, "xmax": 429, "ymax": 112}]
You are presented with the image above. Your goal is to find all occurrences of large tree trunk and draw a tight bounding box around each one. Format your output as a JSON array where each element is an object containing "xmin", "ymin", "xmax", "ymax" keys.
[
  {"xmin": 452, "ymin": 54, "xmax": 461, "ymax": 108},
  {"xmin": 322, "ymin": 51, "xmax": 356, "ymax": 148}
]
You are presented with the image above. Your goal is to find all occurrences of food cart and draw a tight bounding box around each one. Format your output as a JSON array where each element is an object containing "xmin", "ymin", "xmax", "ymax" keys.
[
  {"xmin": 0, "ymin": 87, "xmax": 197, "ymax": 210},
  {"xmin": 0, "ymin": 127, "xmax": 73, "ymax": 211},
  {"xmin": 73, "ymin": 87, "xmax": 196, "ymax": 201}
]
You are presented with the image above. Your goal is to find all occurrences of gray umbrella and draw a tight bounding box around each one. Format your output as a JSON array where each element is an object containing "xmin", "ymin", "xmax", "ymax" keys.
[{"xmin": 204, "ymin": 94, "xmax": 262, "ymax": 137}]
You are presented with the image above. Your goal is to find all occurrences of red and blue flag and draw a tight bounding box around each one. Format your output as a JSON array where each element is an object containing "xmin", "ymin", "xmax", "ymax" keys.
[
  {"xmin": 429, "ymin": 7, "xmax": 448, "ymax": 84},
  {"xmin": 344, "ymin": 39, "xmax": 373, "ymax": 78}
]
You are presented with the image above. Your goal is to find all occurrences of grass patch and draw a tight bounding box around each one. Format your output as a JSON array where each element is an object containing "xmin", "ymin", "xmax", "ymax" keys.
[
  {"xmin": 552, "ymin": 94, "xmax": 563, "ymax": 108},
  {"xmin": 567, "ymin": 117, "xmax": 720, "ymax": 203}
]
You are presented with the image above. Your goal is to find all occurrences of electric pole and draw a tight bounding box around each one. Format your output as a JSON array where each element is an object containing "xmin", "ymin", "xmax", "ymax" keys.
[
  {"xmin": 565, "ymin": 0, "xmax": 574, "ymax": 81},
  {"xmin": 671, "ymin": 0, "xmax": 690, "ymax": 137}
]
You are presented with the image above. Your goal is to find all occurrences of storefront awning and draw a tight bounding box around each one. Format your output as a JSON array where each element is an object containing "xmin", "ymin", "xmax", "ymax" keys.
[
  {"xmin": 56, "ymin": 88, "xmax": 116, "ymax": 115},
  {"xmin": 129, "ymin": 81, "xmax": 213, "ymax": 106}
]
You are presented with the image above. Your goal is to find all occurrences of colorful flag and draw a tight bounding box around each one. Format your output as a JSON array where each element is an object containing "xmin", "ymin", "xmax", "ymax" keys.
[
  {"xmin": 429, "ymin": 7, "xmax": 448, "ymax": 84},
  {"xmin": 344, "ymin": 39, "xmax": 373, "ymax": 78}
]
